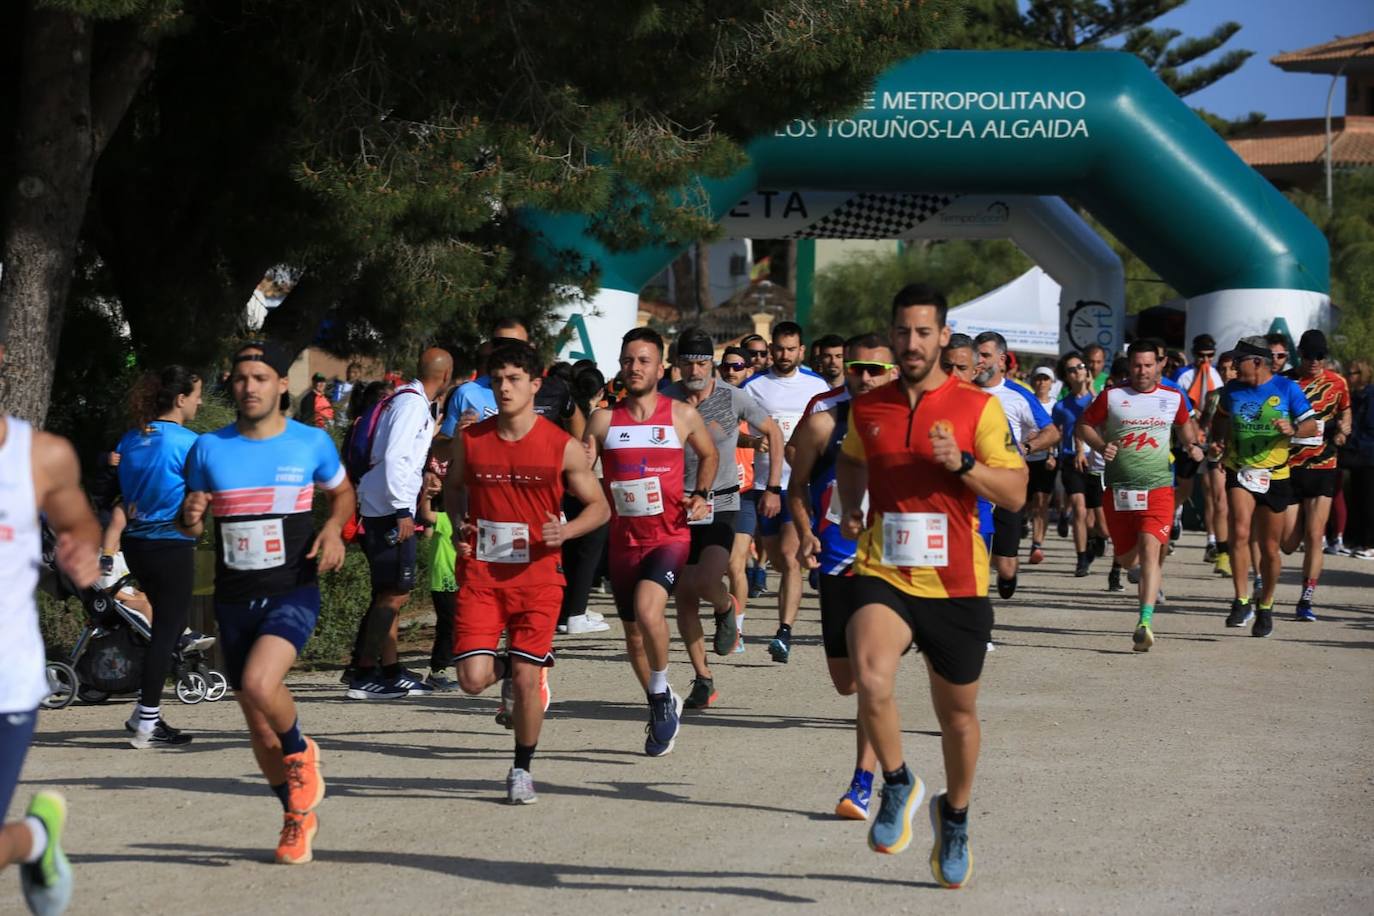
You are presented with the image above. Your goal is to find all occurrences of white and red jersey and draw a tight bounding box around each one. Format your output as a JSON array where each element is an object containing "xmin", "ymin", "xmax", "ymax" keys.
[
  {"xmin": 601, "ymin": 395, "xmax": 687, "ymax": 546},
  {"xmin": 459, "ymin": 416, "xmax": 570, "ymax": 588}
]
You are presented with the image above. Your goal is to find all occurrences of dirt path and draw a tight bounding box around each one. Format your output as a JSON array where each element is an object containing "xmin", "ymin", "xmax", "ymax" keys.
[{"xmin": 15, "ymin": 532, "xmax": 1374, "ymax": 914}]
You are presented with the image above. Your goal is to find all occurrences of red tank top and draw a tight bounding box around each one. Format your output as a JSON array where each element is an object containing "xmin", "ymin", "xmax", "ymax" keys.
[
  {"xmin": 601, "ymin": 394, "xmax": 687, "ymax": 546},
  {"xmin": 458, "ymin": 416, "xmax": 570, "ymax": 587}
]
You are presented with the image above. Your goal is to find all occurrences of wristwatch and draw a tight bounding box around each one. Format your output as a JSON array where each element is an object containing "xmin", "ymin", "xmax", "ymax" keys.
[
  {"xmin": 953, "ymin": 451, "xmax": 976, "ymax": 476},
  {"xmin": 691, "ymin": 488, "xmax": 712, "ymax": 500},
  {"xmin": 766, "ymin": 484, "xmax": 783, "ymax": 495}
]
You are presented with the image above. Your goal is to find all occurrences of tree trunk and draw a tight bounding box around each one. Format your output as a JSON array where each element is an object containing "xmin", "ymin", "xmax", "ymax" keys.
[
  {"xmin": 0, "ymin": 7, "xmax": 153, "ymax": 425},
  {"xmin": 693, "ymin": 242, "xmax": 711, "ymax": 318}
]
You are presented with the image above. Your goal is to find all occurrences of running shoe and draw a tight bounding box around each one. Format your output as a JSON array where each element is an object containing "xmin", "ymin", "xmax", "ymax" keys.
[
  {"xmin": 426, "ymin": 669, "xmax": 460, "ymax": 692},
  {"xmin": 1322, "ymin": 538, "xmax": 1345, "ymax": 556},
  {"xmin": 712, "ymin": 596, "xmax": 740, "ymax": 657},
  {"xmin": 1028, "ymin": 544, "xmax": 1045, "ymax": 565},
  {"xmin": 1057, "ymin": 514, "xmax": 1069, "ymax": 539},
  {"xmin": 928, "ymin": 791, "xmax": 973, "ymax": 889},
  {"xmin": 1214, "ymin": 552, "xmax": 1232, "ymax": 577},
  {"xmin": 1132, "ymin": 623, "xmax": 1154, "ymax": 652},
  {"xmin": 20, "ymin": 791, "xmax": 72, "ymax": 916},
  {"xmin": 644, "ymin": 688, "xmax": 683, "ymax": 757},
  {"xmin": 506, "ymin": 767, "xmax": 537, "ymax": 805},
  {"xmin": 338, "ymin": 665, "xmax": 356, "ymax": 685},
  {"xmin": 1351, "ymin": 547, "xmax": 1374, "ymax": 560},
  {"xmin": 127, "ymin": 719, "xmax": 193, "ymax": 749},
  {"xmin": 566, "ymin": 613, "xmax": 611, "ymax": 634},
  {"xmin": 1294, "ymin": 601, "xmax": 1317, "ymax": 623},
  {"xmin": 1203, "ymin": 543, "xmax": 1219, "ymax": 564},
  {"xmin": 835, "ymin": 771, "xmax": 873, "ymax": 821},
  {"xmin": 1074, "ymin": 552, "xmax": 1092, "ymax": 577},
  {"xmin": 1170, "ymin": 520, "xmax": 1182, "ymax": 542},
  {"xmin": 1090, "ymin": 536, "xmax": 1106, "ymax": 559},
  {"xmin": 996, "ymin": 576, "xmax": 1017, "ymax": 600},
  {"xmin": 496, "ymin": 674, "xmax": 514, "ymax": 728},
  {"xmin": 867, "ymin": 773, "xmax": 925, "ymax": 854},
  {"xmin": 683, "ymin": 676, "xmax": 717, "ymax": 710},
  {"xmin": 1107, "ymin": 567, "xmax": 1124, "ymax": 592},
  {"xmin": 1126, "ymin": 566, "xmax": 1141, "ymax": 585},
  {"xmin": 586, "ymin": 610, "xmax": 607, "ymax": 624},
  {"xmin": 1225, "ymin": 599, "xmax": 1254, "ymax": 628},
  {"xmin": 733, "ymin": 627, "xmax": 746, "ymax": 654},
  {"xmin": 346, "ymin": 674, "xmax": 407, "ymax": 700},
  {"xmin": 767, "ymin": 629, "xmax": 791, "ymax": 663},
  {"xmin": 282, "ymin": 736, "xmax": 325, "ymax": 813},
  {"xmin": 394, "ymin": 669, "xmax": 434, "ymax": 696},
  {"xmin": 275, "ymin": 810, "xmax": 317, "ymax": 865},
  {"xmin": 1252, "ymin": 608, "xmax": 1274, "ymax": 638}
]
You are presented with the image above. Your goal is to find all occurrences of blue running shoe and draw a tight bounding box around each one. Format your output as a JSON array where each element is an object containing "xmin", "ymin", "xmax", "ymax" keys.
[
  {"xmin": 767, "ymin": 629, "xmax": 791, "ymax": 664},
  {"xmin": 835, "ymin": 770, "xmax": 873, "ymax": 820},
  {"xmin": 1294, "ymin": 601, "xmax": 1317, "ymax": 622},
  {"xmin": 644, "ymin": 688, "xmax": 683, "ymax": 757},
  {"xmin": 929, "ymin": 791, "xmax": 973, "ymax": 888},
  {"xmin": 867, "ymin": 772, "xmax": 925, "ymax": 854}
]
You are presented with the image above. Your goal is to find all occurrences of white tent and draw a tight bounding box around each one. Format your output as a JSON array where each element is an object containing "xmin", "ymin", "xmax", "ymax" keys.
[{"xmin": 946, "ymin": 267, "xmax": 1062, "ymax": 356}]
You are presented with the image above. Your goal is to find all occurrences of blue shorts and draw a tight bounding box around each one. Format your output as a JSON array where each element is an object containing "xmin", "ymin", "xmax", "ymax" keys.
[
  {"xmin": 736, "ymin": 490, "xmax": 758, "ymax": 538},
  {"xmin": 756, "ymin": 491, "xmax": 793, "ymax": 538},
  {"xmin": 215, "ymin": 584, "xmax": 321, "ymax": 690},
  {"xmin": 0, "ymin": 707, "xmax": 37, "ymax": 815},
  {"xmin": 360, "ymin": 516, "xmax": 418, "ymax": 593}
]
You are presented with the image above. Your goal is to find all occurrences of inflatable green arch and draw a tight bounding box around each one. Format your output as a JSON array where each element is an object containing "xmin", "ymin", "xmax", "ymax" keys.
[{"xmin": 535, "ymin": 51, "xmax": 1329, "ymax": 371}]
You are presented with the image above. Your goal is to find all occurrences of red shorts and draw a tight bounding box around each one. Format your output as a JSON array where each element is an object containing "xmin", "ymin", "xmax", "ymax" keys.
[
  {"xmin": 454, "ymin": 583, "xmax": 562, "ymax": 666},
  {"xmin": 1102, "ymin": 486, "xmax": 1174, "ymax": 557}
]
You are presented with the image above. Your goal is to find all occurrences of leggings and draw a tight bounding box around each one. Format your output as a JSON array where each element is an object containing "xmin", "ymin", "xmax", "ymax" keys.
[
  {"xmin": 431, "ymin": 590, "xmax": 456, "ymax": 670},
  {"xmin": 559, "ymin": 496, "xmax": 609, "ymax": 625},
  {"xmin": 122, "ymin": 538, "xmax": 196, "ymax": 708}
]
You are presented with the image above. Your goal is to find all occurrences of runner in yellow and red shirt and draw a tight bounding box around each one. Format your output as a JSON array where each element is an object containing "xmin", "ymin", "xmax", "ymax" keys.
[{"xmin": 836, "ymin": 284, "xmax": 1026, "ymax": 889}]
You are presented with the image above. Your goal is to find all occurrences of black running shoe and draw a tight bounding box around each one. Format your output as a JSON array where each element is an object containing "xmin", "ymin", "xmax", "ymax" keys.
[
  {"xmin": 1251, "ymin": 608, "xmax": 1274, "ymax": 638},
  {"xmin": 996, "ymin": 576, "xmax": 1017, "ymax": 600},
  {"xmin": 1203, "ymin": 543, "xmax": 1218, "ymax": 564},
  {"xmin": 1107, "ymin": 567, "xmax": 1124, "ymax": 592},
  {"xmin": 1091, "ymin": 536, "xmax": 1106, "ymax": 558},
  {"xmin": 1225, "ymin": 599, "xmax": 1254, "ymax": 628},
  {"xmin": 768, "ymin": 628, "xmax": 791, "ymax": 663},
  {"xmin": 128, "ymin": 720, "xmax": 193, "ymax": 749},
  {"xmin": 1170, "ymin": 521, "xmax": 1182, "ymax": 542},
  {"xmin": 683, "ymin": 676, "xmax": 717, "ymax": 710},
  {"xmin": 1057, "ymin": 514, "xmax": 1069, "ymax": 539},
  {"xmin": 1074, "ymin": 552, "xmax": 1092, "ymax": 578}
]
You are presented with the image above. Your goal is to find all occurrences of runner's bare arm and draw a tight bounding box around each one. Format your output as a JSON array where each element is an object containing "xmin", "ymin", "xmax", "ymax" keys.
[
  {"xmin": 836, "ymin": 447, "xmax": 868, "ymax": 542},
  {"xmin": 568, "ymin": 403, "xmax": 588, "ymax": 441},
  {"xmin": 308, "ymin": 478, "xmax": 356, "ymax": 574},
  {"xmin": 1287, "ymin": 414, "xmax": 1318, "ymax": 439},
  {"xmin": 442, "ymin": 433, "xmax": 470, "ymax": 543},
  {"xmin": 786, "ymin": 413, "xmax": 832, "ymax": 568},
  {"xmin": 929, "ymin": 423, "xmax": 1028, "ymax": 512},
  {"xmin": 759, "ymin": 417, "xmax": 784, "ymax": 487},
  {"xmin": 582, "ymin": 408, "xmax": 609, "ymax": 469},
  {"xmin": 34, "ymin": 430, "xmax": 102, "ymax": 589},
  {"xmin": 1024, "ymin": 422, "xmax": 1060, "ymax": 453},
  {"xmin": 559, "ymin": 438, "xmax": 611, "ymax": 541},
  {"xmin": 675, "ymin": 401, "xmax": 719, "ymax": 495},
  {"xmin": 1335, "ymin": 406, "xmax": 1353, "ymax": 445},
  {"xmin": 1076, "ymin": 419, "xmax": 1111, "ymax": 458}
]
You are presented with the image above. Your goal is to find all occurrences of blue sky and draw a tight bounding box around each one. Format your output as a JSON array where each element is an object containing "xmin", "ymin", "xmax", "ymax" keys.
[{"xmin": 1111, "ymin": 0, "xmax": 1372, "ymax": 119}]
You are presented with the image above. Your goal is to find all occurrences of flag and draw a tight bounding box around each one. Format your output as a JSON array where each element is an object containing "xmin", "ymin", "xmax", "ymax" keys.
[{"xmin": 749, "ymin": 256, "xmax": 772, "ymax": 282}]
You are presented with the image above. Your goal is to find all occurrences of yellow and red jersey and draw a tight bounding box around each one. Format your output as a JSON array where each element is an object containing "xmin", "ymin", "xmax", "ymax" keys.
[
  {"xmin": 1289, "ymin": 369, "xmax": 1351, "ymax": 471},
  {"xmin": 842, "ymin": 375, "xmax": 1023, "ymax": 598}
]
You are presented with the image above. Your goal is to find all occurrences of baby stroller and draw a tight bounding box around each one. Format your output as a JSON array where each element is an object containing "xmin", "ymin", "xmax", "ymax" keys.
[{"xmin": 38, "ymin": 527, "xmax": 229, "ymax": 710}]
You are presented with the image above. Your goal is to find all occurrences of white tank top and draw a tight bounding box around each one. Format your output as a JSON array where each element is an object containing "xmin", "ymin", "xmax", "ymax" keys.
[{"xmin": 0, "ymin": 417, "xmax": 47, "ymax": 713}]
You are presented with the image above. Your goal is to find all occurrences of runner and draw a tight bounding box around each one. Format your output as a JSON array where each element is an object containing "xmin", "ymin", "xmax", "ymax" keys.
[
  {"xmin": 113, "ymin": 366, "xmax": 203, "ymax": 747},
  {"xmin": 1177, "ymin": 335, "xmax": 1225, "ymax": 561},
  {"xmin": 584, "ymin": 327, "xmax": 717, "ymax": 755},
  {"xmin": 742, "ymin": 321, "xmax": 831, "ymax": 663},
  {"xmin": 810, "ymin": 333, "xmax": 846, "ymax": 388},
  {"xmin": 178, "ymin": 340, "xmax": 356, "ymax": 864},
  {"xmin": 1024, "ymin": 366, "xmax": 1059, "ymax": 565},
  {"xmin": 442, "ymin": 341, "xmax": 610, "ymax": 803},
  {"xmin": 1051, "ymin": 352, "xmax": 1107, "ymax": 578},
  {"xmin": 438, "ymin": 318, "xmax": 528, "ymax": 435},
  {"xmin": 788, "ymin": 332, "xmax": 895, "ymax": 820},
  {"xmin": 0, "ymin": 337, "xmax": 101, "ymax": 915},
  {"xmin": 663, "ymin": 329, "xmax": 780, "ymax": 709},
  {"xmin": 1280, "ymin": 330, "xmax": 1350, "ymax": 621},
  {"xmin": 718, "ymin": 347, "xmax": 764, "ymax": 648},
  {"xmin": 1076, "ymin": 341, "xmax": 1201, "ymax": 651},
  {"xmin": 836, "ymin": 283, "xmax": 1026, "ymax": 888},
  {"xmin": 1211, "ymin": 336, "xmax": 1317, "ymax": 637},
  {"xmin": 942, "ymin": 335, "xmax": 997, "ymax": 558},
  {"xmin": 973, "ymin": 331, "xmax": 1059, "ymax": 598},
  {"xmin": 1203, "ymin": 353, "xmax": 1239, "ymax": 577}
]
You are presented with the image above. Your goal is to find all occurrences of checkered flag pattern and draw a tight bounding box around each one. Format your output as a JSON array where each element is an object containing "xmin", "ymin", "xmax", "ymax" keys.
[{"xmin": 784, "ymin": 192, "xmax": 960, "ymax": 239}]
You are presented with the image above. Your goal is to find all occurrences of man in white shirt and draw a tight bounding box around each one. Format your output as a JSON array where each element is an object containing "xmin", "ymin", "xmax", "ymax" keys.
[
  {"xmin": 348, "ymin": 347, "xmax": 453, "ymax": 699},
  {"xmin": 742, "ymin": 321, "xmax": 831, "ymax": 663}
]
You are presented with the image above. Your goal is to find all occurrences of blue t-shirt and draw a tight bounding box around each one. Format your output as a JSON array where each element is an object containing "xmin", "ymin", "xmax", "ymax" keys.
[
  {"xmin": 116, "ymin": 421, "xmax": 199, "ymax": 541},
  {"xmin": 1219, "ymin": 375, "xmax": 1314, "ymax": 475},
  {"xmin": 808, "ymin": 400, "xmax": 858, "ymax": 575},
  {"xmin": 184, "ymin": 421, "xmax": 345, "ymax": 602},
  {"xmin": 439, "ymin": 377, "xmax": 496, "ymax": 437},
  {"xmin": 1052, "ymin": 393, "xmax": 1095, "ymax": 458}
]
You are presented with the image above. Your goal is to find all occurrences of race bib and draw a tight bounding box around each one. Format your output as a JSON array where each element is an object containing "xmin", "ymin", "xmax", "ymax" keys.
[
  {"xmin": 1291, "ymin": 418, "xmax": 1324, "ymax": 447},
  {"xmin": 774, "ymin": 412, "xmax": 804, "ymax": 443},
  {"xmin": 221, "ymin": 519, "xmax": 286, "ymax": 571},
  {"xmin": 881, "ymin": 512, "xmax": 948, "ymax": 567},
  {"xmin": 476, "ymin": 520, "xmax": 530, "ymax": 564},
  {"xmin": 1112, "ymin": 489, "xmax": 1149, "ymax": 512},
  {"xmin": 737, "ymin": 462, "xmax": 748, "ymax": 486},
  {"xmin": 1237, "ymin": 467, "xmax": 1271, "ymax": 495},
  {"xmin": 824, "ymin": 480, "xmax": 870, "ymax": 526},
  {"xmin": 610, "ymin": 477, "xmax": 664, "ymax": 517},
  {"xmin": 687, "ymin": 501, "xmax": 716, "ymax": 527}
]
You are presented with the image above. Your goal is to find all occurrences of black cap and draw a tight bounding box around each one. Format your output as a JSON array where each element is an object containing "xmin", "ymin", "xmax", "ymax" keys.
[
  {"xmin": 1298, "ymin": 329, "xmax": 1329, "ymax": 360},
  {"xmin": 233, "ymin": 340, "xmax": 295, "ymax": 378},
  {"xmin": 721, "ymin": 346, "xmax": 750, "ymax": 364},
  {"xmin": 1191, "ymin": 333, "xmax": 1216, "ymax": 353},
  {"xmin": 312, "ymin": 372, "xmax": 327, "ymax": 382},
  {"xmin": 676, "ymin": 329, "xmax": 715, "ymax": 362}
]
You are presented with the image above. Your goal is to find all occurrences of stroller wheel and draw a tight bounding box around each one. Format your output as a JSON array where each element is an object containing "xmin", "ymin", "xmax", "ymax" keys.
[
  {"xmin": 176, "ymin": 671, "xmax": 209, "ymax": 705},
  {"xmin": 205, "ymin": 670, "xmax": 229, "ymax": 702},
  {"xmin": 77, "ymin": 685, "xmax": 111, "ymax": 704},
  {"xmin": 41, "ymin": 661, "xmax": 78, "ymax": 710}
]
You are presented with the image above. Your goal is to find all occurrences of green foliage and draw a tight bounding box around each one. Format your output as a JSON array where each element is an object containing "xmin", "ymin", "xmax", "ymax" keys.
[
  {"xmin": 1287, "ymin": 172, "xmax": 1374, "ymax": 364},
  {"xmin": 303, "ymin": 549, "xmax": 372, "ymax": 666}
]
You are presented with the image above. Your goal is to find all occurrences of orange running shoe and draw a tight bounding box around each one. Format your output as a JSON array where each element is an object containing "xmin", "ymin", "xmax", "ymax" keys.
[
  {"xmin": 275, "ymin": 810, "xmax": 318, "ymax": 865},
  {"xmin": 283, "ymin": 736, "xmax": 325, "ymax": 813}
]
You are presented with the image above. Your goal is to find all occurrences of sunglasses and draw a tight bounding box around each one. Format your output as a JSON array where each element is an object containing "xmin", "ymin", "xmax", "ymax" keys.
[
  {"xmin": 747, "ymin": 349, "xmax": 768, "ymax": 358},
  {"xmin": 846, "ymin": 361, "xmax": 895, "ymax": 377},
  {"xmin": 1271, "ymin": 352, "xmax": 1287, "ymax": 359},
  {"xmin": 720, "ymin": 362, "xmax": 748, "ymax": 372},
  {"xmin": 1194, "ymin": 351, "xmax": 1215, "ymax": 359},
  {"xmin": 1065, "ymin": 364, "xmax": 1086, "ymax": 372}
]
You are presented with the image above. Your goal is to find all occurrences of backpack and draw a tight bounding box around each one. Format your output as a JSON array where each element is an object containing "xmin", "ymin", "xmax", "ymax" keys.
[{"xmin": 343, "ymin": 387, "xmax": 425, "ymax": 484}]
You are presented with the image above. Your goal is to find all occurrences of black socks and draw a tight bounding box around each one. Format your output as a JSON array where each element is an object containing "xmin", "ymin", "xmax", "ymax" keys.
[
  {"xmin": 882, "ymin": 764, "xmax": 911, "ymax": 785},
  {"xmin": 514, "ymin": 742, "xmax": 536, "ymax": 771},
  {"xmin": 941, "ymin": 796, "xmax": 968, "ymax": 823}
]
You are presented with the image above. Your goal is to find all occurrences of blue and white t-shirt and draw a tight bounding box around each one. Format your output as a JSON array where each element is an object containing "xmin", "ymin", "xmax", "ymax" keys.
[
  {"xmin": 439, "ymin": 377, "xmax": 497, "ymax": 437},
  {"xmin": 742, "ymin": 367, "xmax": 831, "ymax": 489},
  {"xmin": 116, "ymin": 420, "xmax": 199, "ymax": 541},
  {"xmin": 184, "ymin": 421, "xmax": 345, "ymax": 602},
  {"xmin": 983, "ymin": 378, "xmax": 1053, "ymax": 450}
]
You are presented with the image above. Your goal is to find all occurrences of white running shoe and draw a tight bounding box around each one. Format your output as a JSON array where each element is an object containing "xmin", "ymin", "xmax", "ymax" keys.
[{"xmin": 566, "ymin": 614, "xmax": 610, "ymax": 634}]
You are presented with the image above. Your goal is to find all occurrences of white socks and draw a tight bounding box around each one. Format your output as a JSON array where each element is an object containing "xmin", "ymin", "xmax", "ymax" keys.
[
  {"xmin": 22, "ymin": 817, "xmax": 47, "ymax": 863},
  {"xmin": 135, "ymin": 704, "xmax": 160, "ymax": 734},
  {"xmin": 647, "ymin": 668, "xmax": 669, "ymax": 696}
]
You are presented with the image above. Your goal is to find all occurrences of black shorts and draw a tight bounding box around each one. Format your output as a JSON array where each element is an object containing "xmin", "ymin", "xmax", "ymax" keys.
[
  {"xmin": 1225, "ymin": 470, "xmax": 1293, "ymax": 514},
  {"xmin": 360, "ymin": 517, "xmax": 418, "ymax": 592},
  {"xmin": 1171, "ymin": 449, "xmax": 1201, "ymax": 480},
  {"xmin": 1059, "ymin": 464, "xmax": 1103, "ymax": 509},
  {"xmin": 991, "ymin": 506, "xmax": 1022, "ymax": 558},
  {"xmin": 819, "ymin": 573, "xmax": 856, "ymax": 659},
  {"xmin": 849, "ymin": 576, "xmax": 993, "ymax": 685},
  {"xmin": 1289, "ymin": 467, "xmax": 1340, "ymax": 501},
  {"xmin": 1026, "ymin": 459, "xmax": 1056, "ymax": 496},
  {"xmin": 687, "ymin": 511, "xmax": 738, "ymax": 564}
]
